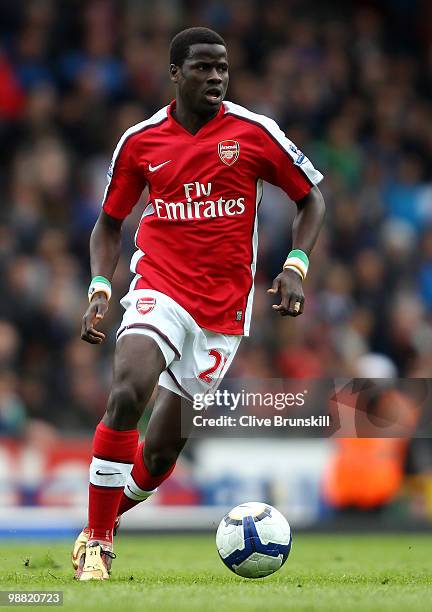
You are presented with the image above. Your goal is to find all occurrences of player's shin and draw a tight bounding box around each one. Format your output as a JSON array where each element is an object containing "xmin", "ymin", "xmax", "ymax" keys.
[
  {"xmin": 116, "ymin": 441, "xmax": 176, "ymax": 515},
  {"xmin": 88, "ymin": 421, "xmax": 139, "ymax": 547}
]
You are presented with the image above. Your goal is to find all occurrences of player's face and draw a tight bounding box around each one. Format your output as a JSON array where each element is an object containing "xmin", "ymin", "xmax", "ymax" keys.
[{"xmin": 171, "ymin": 44, "xmax": 229, "ymax": 115}]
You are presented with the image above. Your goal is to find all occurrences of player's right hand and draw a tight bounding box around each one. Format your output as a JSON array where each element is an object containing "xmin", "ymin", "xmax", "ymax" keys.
[{"xmin": 81, "ymin": 293, "xmax": 109, "ymax": 344}]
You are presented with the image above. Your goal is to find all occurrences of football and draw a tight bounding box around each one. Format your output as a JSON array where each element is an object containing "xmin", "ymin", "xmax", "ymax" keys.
[{"xmin": 216, "ymin": 501, "xmax": 292, "ymax": 578}]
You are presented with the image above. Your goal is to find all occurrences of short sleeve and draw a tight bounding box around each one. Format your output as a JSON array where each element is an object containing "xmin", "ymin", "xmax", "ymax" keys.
[
  {"xmin": 258, "ymin": 119, "xmax": 323, "ymax": 201},
  {"xmin": 102, "ymin": 134, "xmax": 146, "ymax": 220}
]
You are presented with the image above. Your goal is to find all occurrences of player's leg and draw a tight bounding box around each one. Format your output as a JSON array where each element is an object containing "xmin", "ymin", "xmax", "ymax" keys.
[
  {"xmin": 144, "ymin": 386, "xmax": 190, "ymax": 473},
  {"xmin": 117, "ymin": 385, "xmax": 190, "ymax": 516},
  {"xmin": 75, "ymin": 333, "xmax": 166, "ymax": 580},
  {"xmin": 75, "ymin": 289, "xmax": 189, "ymax": 579},
  {"xmin": 116, "ymin": 329, "xmax": 242, "ymax": 518}
]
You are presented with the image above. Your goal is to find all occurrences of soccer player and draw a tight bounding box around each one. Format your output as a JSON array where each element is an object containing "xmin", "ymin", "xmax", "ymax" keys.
[{"xmin": 73, "ymin": 27, "xmax": 325, "ymax": 580}]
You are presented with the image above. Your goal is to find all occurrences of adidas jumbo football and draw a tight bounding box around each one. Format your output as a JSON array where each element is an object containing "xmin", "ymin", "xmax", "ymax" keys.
[{"xmin": 216, "ymin": 502, "xmax": 292, "ymax": 578}]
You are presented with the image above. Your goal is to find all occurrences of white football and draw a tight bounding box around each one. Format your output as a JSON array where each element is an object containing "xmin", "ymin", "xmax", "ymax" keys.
[{"xmin": 216, "ymin": 501, "xmax": 292, "ymax": 578}]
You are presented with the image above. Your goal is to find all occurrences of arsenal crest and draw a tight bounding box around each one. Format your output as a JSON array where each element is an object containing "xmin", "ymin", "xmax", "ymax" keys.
[
  {"xmin": 218, "ymin": 140, "xmax": 240, "ymax": 166},
  {"xmin": 136, "ymin": 296, "xmax": 156, "ymax": 316}
]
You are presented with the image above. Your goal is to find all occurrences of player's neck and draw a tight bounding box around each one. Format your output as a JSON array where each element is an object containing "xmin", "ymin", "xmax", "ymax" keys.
[{"xmin": 173, "ymin": 99, "xmax": 219, "ymax": 135}]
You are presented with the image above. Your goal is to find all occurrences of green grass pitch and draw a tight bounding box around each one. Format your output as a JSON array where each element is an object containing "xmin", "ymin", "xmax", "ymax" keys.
[{"xmin": 0, "ymin": 534, "xmax": 431, "ymax": 611}]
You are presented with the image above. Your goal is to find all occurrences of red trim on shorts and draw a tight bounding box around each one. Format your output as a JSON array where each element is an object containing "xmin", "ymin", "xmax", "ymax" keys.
[{"xmin": 116, "ymin": 323, "xmax": 181, "ymax": 358}]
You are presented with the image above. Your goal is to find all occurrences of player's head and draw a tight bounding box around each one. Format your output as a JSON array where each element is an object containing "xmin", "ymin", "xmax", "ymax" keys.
[{"xmin": 169, "ymin": 27, "xmax": 229, "ymax": 116}]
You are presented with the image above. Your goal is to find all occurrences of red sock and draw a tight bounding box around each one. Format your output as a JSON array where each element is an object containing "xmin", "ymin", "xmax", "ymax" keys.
[
  {"xmin": 88, "ymin": 421, "xmax": 138, "ymax": 545},
  {"xmin": 117, "ymin": 441, "xmax": 175, "ymax": 516}
]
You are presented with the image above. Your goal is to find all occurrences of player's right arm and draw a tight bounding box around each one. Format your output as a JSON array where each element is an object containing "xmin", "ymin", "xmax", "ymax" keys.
[
  {"xmin": 81, "ymin": 211, "xmax": 123, "ymax": 344},
  {"xmin": 81, "ymin": 131, "xmax": 146, "ymax": 344}
]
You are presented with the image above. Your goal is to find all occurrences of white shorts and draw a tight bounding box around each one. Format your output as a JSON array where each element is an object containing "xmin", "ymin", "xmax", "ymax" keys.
[{"xmin": 116, "ymin": 289, "xmax": 242, "ymax": 400}]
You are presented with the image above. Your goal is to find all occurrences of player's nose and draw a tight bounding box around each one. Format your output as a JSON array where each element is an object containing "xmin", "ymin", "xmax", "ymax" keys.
[{"xmin": 207, "ymin": 67, "xmax": 222, "ymax": 83}]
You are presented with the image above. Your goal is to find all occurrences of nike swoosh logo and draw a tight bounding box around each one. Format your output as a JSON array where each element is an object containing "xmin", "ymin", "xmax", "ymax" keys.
[
  {"xmin": 96, "ymin": 470, "xmax": 122, "ymax": 476},
  {"xmin": 148, "ymin": 160, "xmax": 171, "ymax": 172}
]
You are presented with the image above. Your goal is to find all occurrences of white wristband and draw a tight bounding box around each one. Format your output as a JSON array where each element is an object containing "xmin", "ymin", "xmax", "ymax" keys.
[
  {"xmin": 283, "ymin": 249, "xmax": 309, "ymax": 280},
  {"xmin": 283, "ymin": 257, "xmax": 307, "ymax": 279},
  {"xmin": 88, "ymin": 276, "xmax": 112, "ymax": 302}
]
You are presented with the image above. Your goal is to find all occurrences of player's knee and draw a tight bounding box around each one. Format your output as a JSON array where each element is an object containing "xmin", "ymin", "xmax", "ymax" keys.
[
  {"xmin": 143, "ymin": 445, "xmax": 178, "ymax": 477},
  {"xmin": 106, "ymin": 382, "xmax": 142, "ymax": 426}
]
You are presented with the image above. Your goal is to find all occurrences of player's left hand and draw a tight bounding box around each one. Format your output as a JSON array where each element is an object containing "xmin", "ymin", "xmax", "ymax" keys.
[{"xmin": 267, "ymin": 269, "xmax": 304, "ymax": 316}]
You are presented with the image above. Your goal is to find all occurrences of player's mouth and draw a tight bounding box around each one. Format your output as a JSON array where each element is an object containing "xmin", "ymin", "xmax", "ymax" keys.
[{"xmin": 203, "ymin": 87, "xmax": 222, "ymax": 105}]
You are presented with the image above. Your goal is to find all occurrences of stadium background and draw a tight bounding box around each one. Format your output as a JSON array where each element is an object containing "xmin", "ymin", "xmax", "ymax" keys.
[{"xmin": 1, "ymin": 0, "xmax": 432, "ymax": 535}]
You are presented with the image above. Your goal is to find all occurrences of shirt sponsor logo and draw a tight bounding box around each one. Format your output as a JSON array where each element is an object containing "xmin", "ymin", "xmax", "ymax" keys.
[
  {"xmin": 154, "ymin": 196, "xmax": 245, "ymax": 220},
  {"xmin": 153, "ymin": 181, "xmax": 246, "ymax": 221},
  {"xmin": 218, "ymin": 140, "xmax": 240, "ymax": 166},
  {"xmin": 136, "ymin": 296, "xmax": 156, "ymax": 315}
]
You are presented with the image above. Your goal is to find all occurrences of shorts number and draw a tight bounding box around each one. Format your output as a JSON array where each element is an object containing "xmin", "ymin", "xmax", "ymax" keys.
[{"xmin": 199, "ymin": 349, "xmax": 227, "ymax": 384}]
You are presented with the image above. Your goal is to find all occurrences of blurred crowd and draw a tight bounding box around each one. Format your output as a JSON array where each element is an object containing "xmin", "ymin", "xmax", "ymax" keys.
[{"xmin": 1, "ymin": 0, "xmax": 432, "ymax": 433}]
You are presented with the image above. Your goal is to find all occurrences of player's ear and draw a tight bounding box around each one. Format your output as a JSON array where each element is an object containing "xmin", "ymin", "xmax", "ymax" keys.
[{"xmin": 170, "ymin": 64, "xmax": 180, "ymax": 83}]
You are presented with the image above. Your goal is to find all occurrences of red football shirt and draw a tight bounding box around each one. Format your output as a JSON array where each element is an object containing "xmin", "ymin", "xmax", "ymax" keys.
[{"xmin": 102, "ymin": 100, "xmax": 323, "ymax": 335}]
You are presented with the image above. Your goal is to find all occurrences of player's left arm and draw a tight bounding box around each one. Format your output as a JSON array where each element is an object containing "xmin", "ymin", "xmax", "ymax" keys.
[
  {"xmin": 257, "ymin": 120, "xmax": 325, "ymax": 317},
  {"xmin": 268, "ymin": 185, "xmax": 325, "ymax": 316}
]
